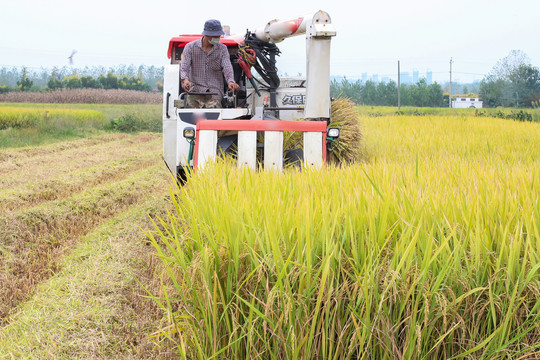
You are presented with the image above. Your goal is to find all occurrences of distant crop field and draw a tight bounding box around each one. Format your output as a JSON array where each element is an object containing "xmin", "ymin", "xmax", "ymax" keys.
[
  {"xmin": 355, "ymin": 104, "xmax": 540, "ymax": 122},
  {"xmin": 0, "ymin": 106, "xmax": 105, "ymax": 129},
  {"xmin": 0, "ymin": 102, "xmax": 162, "ymax": 147},
  {"xmin": 0, "ymin": 88, "xmax": 161, "ymax": 104}
]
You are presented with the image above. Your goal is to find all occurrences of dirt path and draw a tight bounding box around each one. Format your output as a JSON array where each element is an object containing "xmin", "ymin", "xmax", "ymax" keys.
[{"xmin": 0, "ymin": 133, "xmax": 176, "ymax": 358}]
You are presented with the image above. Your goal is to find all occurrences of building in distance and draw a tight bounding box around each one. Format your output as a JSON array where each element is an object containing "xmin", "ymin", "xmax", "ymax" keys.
[{"xmin": 452, "ymin": 96, "xmax": 483, "ymax": 108}]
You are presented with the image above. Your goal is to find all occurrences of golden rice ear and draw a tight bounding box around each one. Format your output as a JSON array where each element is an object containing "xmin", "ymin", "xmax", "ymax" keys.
[
  {"xmin": 329, "ymin": 97, "xmax": 364, "ymax": 164},
  {"xmin": 282, "ymin": 98, "xmax": 364, "ymax": 166}
]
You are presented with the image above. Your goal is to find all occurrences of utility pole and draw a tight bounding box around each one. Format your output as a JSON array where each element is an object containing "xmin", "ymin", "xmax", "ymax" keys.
[
  {"xmin": 449, "ymin": 57, "xmax": 453, "ymax": 108},
  {"xmin": 398, "ymin": 60, "xmax": 401, "ymax": 110}
]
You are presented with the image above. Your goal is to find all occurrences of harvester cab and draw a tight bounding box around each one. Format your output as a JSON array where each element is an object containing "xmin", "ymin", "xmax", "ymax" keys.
[{"xmin": 162, "ymin": 10, "xmax": 337, "ymax": 182}]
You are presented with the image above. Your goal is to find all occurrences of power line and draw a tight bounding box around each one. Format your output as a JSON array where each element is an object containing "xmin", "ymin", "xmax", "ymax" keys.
[{"xmin": 453, "ymin": 71, "xmax": 487, "ymax": 76}]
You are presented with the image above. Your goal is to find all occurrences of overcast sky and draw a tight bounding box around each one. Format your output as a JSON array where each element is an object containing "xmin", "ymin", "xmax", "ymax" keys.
[{"xmin": 1, "ymin": 0, "xmax": 539, "ymax": 83}]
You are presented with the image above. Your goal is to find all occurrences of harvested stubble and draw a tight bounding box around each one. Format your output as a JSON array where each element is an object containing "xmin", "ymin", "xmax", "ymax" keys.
[
  {"xmin": 0, "ymin": 174, "xmax": 176, "ymax": 359},
  {"xmin": 0, "ymin": 153, "xmax": 157, "ymax": 212},
  {"xmin": 149, "ymin": 114, "xmax": 540, "ymax": 359},
  {"xmin": 0, "ymin": 131, "xmax": 164, "ymax": 322},
  {"xmin": 0, "ymin": 88, "xmax": 161, "ymax": 104},
  {"xmin": 0, "ymin": 133, "xmax": 129, "ymax": 162},
  {"xmin": 0, "ymin": 164, "xmax": 166, "ymax": 321},
  {"xmin": 0, "ymin": 133, "xmax": 157, "ymax": 189},
  {"xmin": 0, "ymin": 136, "xmax": 161, "ymax": 211}
]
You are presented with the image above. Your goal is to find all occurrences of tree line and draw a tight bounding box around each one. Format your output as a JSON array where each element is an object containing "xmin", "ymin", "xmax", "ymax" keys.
[
  {"xmin": 479, "ymin": 50, "xmax": 540, "ymax": 108},
  {"xmin": 2, "ymin": 50, "xmax": 538, "ymax": 108},
  {"xmin": 331, "ymin": 78, "xmax": 447, "ymax": 107},
  {"xmin": 0, "ymin": 65, "xmax": 164, "ymax": 93}
]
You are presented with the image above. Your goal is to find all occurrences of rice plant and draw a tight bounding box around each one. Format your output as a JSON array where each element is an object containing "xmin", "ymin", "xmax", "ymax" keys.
[
  {"xmin": 283, "ymin": 98, "xmax": 364, "ymax": 164},
  {"xmin": 148, "ymin": 113, "xmax": 540, "ymax": 359},
  {"xmin": 0, "ymin": 106, "xmax": 105, "ymax": 130}
]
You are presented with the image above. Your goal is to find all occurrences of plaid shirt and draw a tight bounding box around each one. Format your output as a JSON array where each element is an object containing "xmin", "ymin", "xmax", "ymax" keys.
[{"xmin": 180, "ymin": 38, "xmax": 234, "ymax": 99}]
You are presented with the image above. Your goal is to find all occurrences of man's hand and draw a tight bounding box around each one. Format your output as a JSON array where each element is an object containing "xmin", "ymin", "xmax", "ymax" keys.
[
  {"xmin": 182, "ymin": 79, "xmax": 192, "ymax": 92},
  {"xmin": 228, "ymin": 81, "xmax": 240, "ymax": 93}
]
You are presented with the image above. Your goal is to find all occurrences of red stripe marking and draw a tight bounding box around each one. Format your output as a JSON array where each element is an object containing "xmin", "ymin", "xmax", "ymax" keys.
[
  {"xmin": 193, "ymin": 129, "xmax": 200, "ymax": 169},
  {"xmin": 322, "ymin": 132, "xmax": 327, "ymax": 164},
  {"xmin": 197, "ymin": 120, "xmax": 326, "ymax": 132},
  {"xmin": 290, "ymin": 17, "xmax": 304, "ymax": 34}
]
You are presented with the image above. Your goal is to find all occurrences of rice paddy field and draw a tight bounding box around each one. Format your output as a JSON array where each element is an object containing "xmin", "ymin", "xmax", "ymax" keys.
[
  {"xmin": 0, "ymin": 103, "xmax": 538, "ymax": 359},
  {"xmin": 150, "ymin": 109, "xmax": 540, "ymax": 359}
]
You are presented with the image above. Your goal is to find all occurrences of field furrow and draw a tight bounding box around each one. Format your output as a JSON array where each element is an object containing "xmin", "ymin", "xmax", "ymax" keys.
[
  {"xmin": 0, "ymin": 152, "xmax": 159, "ymax": 212},
  {"xmin": 0, "ymin": 163, "xmax": 169, "ymax": 322},
  {"xmin": 0, "ymin": 134, "xmax": 160, "ymax": 189},
  {"xmin": 0, "ymin": 133, "xmax": 131, "ymax": 162}
]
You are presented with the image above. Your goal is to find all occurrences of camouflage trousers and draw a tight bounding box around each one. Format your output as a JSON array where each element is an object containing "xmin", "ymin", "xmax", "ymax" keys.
[{"xmin": 187, "ymin": 94, "xmax": 221, "ymax": 109}]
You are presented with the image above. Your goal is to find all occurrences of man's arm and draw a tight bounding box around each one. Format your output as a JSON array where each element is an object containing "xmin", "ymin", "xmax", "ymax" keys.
[
  {"xmin": 221, "ymin": 46, "xmax": 239, "ymax": 92},
  {"xmin": 180, "ymin": 43, "xmax": 192, "ymax": 91}
]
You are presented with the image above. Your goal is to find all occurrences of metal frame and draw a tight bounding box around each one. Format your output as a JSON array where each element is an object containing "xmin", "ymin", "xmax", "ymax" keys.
[{"xmin": 193, "ymin": 120, "xmax": 327, "ymax": 170}]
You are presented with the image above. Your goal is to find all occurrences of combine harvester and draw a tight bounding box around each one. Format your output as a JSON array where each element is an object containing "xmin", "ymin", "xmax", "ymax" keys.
[{"xmin": 162, "ymin": 11, "xmax": 339, "ymax": 182}]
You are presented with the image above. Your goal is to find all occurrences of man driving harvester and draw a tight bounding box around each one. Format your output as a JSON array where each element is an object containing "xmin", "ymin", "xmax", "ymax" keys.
[{"xmin": 180, "ymin": 19, "xmax": 240, "ymax": 108}]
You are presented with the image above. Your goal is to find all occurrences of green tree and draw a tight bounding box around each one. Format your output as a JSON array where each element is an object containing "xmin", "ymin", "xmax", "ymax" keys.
[
  {"xmin": 361, "ymin": 80, "xmax": 377, "ymax": 105},
  {"xmin": 490, "ymin": 50, "xmax": 530, "ymax": 80},
  {"xmin": 99, "ymin": 72, "xmax": 119, "ymax": 89},
  {"xmin": 81, "ymin": 75, "xmax": 101, "ymax": 88},
  {"xmin": 377, "ymin": 81, "xmax": 397, "ymax": 106},
  {"xmin": 410, "ymin": 79, "xmax": 429, "ymax": 107},
  {"xmin": 47, "ymin": 69, "xmax": 63, "ymax": 90},
  {"xmin": 479, "ymin": 76, "xmax": 507, "ymax": 107},
  {"xmin": 64, "ymin": 74, "xmax": 82, "ymax": 89},
  {"xmin": 508, "ymin": 64, "xmax": 540, "ymax": 107},
  {"xmin": 479, "ymin": 50, "xmax": 539, "ymax": 107},
  {"xmin": 428, "ymin": 82, "xmax": 444, "ymax": 107},
  {"xmin": 17, "ymin": 67, "xmax": 33, "ymax": 91}
]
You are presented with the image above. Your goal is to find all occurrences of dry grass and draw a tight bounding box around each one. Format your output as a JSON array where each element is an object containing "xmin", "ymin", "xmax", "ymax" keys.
[{"xmin": 0, "ymin": 89, "xmax": 161, "ymax": 104}]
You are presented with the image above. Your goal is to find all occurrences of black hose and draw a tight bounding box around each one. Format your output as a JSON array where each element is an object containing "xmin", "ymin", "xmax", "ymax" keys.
[{"xmin": 244, "ymin": 32, "xmax": 281, "ymax": 89}]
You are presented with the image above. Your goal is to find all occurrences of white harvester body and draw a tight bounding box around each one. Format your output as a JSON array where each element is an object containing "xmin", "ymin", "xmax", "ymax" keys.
[{"xmin": 162, "ymin": 11, "xmax": 336, "ymax": 180}]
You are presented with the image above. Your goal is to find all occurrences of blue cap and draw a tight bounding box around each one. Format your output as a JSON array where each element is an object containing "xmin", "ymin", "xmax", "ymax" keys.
[{"xmin": 202, "ymin": 19, "xmax": 225, "ymax": 36}]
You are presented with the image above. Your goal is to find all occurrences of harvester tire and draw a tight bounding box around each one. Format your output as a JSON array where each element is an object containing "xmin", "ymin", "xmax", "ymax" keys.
[
  {"xmin": 284, "ymin": 148, "xmax": 303, "ymax": 168},
  {"xmin": 177, "ymin": 167, "xmax": 188, "ymax": 186}
]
